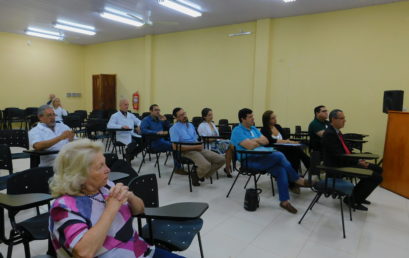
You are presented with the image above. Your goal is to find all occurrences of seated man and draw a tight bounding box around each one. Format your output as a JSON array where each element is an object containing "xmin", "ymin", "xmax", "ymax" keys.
[
  {"xmin": 321, "ymin": 109, "xmax": 383, "ymax": 211},
  {"xmin": 308, "ymin": 105, "xmax": 329, "ymax": 151},
  {"xmin": 29, "ymin": 105, "xmax": 74, "ymax": 167},
  {"xmin": 169, "ymin": 107, "xmax": 225, "ymax": 186},
  {"xmin": 230, "ymin": 108, "xmax": 310, "ymax": 214},
  {"xmin": 141, "ymin": 104, "xmax": 171, "ymax": 151},
  {"xmin": 107, "ymin": 99, "xmax": 142, "ymax": 163}
]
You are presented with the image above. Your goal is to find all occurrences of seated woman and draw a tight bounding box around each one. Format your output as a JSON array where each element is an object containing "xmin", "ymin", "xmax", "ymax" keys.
[
  {"xmin": 197, "ymin": 108, "xmax": 233, "ymax": 177},
  {"xmin": 51, "ymin": 97, "xmax": 68, "ymax": 122},
  {"xmin": 260, "ymin": 110, "xmax": 310, "ymax": 172},
  {"xmin": 49, "ymin": 139, "xmax": 183, "ymax": 258}
]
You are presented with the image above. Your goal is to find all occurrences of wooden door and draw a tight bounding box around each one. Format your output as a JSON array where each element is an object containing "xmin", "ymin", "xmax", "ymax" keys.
[{"xmin": 92, "ymin": 74, "xmax": 116, "ymax": 110}]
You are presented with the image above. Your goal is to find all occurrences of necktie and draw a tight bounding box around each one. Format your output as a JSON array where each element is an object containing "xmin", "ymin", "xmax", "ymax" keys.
[{"xmin": 338, "ymin": 132, "xmax": 351, "ymax": 154}]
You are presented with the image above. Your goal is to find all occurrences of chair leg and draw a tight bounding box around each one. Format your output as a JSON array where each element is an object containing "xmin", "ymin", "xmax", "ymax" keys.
[
  {"xmin": 156, "ymin": 153, "xmax": 161, "ymax": 178},
  {"xmin": 298, "ymin": 193, "xmax": 320, "ymax": 224},
  {"xmin": 243, "ymin": 175, "xmax": 251, "ymax": 189},
  {"xmin": 310, "ymin": 194, "xmax": 322, "ymax": 210},
  {"xmin": 226, "ymin": 173, "xmax": 241, "ymax": 198},
  {"xmin": 23, "ymin": 240, "xmax": 31, "ymax": 258},
  {"xmin": 168, "ymin": 167, "xmax": 176, "ymax": 185},
  {"xmin": 197, "ymin": 232, "xmax": 204, "ymax": 258},
  {"xmin": 348, "ymin": 195, "xmax": 353, "ymax": 221},
  {"xmin": 137, "ymin": 152, "xmax": 146, "ymax": 174},
  {"xmin": 270, "ymin": 175, "xmax": 275, "ymax": 196},
  {"xmin": 188, "ymin": 165, "xmax": 193, "ymax": 192},
  {"xmin": 340, "ymin": 197, "xmax": 346, "ymax": 239}
]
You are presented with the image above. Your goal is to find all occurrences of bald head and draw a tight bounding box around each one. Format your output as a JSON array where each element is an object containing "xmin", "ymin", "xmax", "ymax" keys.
[{"xmin": 119, "ymin": 99, "xmax": 129, "ymax": 112}]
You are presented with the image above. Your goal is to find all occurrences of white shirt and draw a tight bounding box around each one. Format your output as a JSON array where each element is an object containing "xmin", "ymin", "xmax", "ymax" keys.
[
  {"xmin": 53, "ymin": 107, "xmax": 68, "ymax": 122},
  {"xmin": 28, "ymin": 122, "xmax": 71, "ymax": 167},
  {"xmin": 271, "ymin": 132, "xmax": 283, "ymax": 140},
  {"xmin": 197, "ymin": 122, "xmax": 219, "ymax": 137},
  {"xmin": 107, "ymin": 111, "xmax": 141, "ymax": 145}
]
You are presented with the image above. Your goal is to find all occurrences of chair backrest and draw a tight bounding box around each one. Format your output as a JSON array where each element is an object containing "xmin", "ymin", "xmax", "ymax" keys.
[
  {"xmin": 141, "ymin": 112, "xmax": 150, "ymax": 119},
  {"xmin": 295, "ymin": 125, "xmax": 302, "ymax": 134},
  {"xmin": 104, "ymin": 152, "xmax": 119, "ymax": 168},
  {"xmin": 281, "ymin": 127, "xmax": 291, "ymax": 139},
  {"xmin": 218, "ymin": 124, "xmax": 232, "ymax": 139},
  {"xmin": 191, "ymin": 117, "xmax": 202, "ymax": 128},
  {"xmin": 218, "ymin": 119, "xmax": 229, "ymax": 125},
  {"xmin": 164, "ymin": 114, "xmax": 174, "ymax": 123},
  {"xmin": 110, "ymin": 159, "xmax": 138, "ymax": 185},
  {"xmin": 0, "ymin": 129, "xmax": 29, "ymax": 149},
  {"xmin": 128, "ymin": 174, "xmax": 159, "ymax": 208},
  {"xmin": 105, "ymin": 109, "xmax": 117, "ymax": 119},
  {"xmin": 4, "ymin": 108, "xmax": 25, "ymax": 120},
  {"xmin": 25, "ymin": 107, "xmax": 38, "ymax": 117},
  {"xmin": 89, "ymin": 110, "xmax": 105, "ymax": 120},
  {"xmin": 73, "ymin": 110, "xmax": 88, "ymax": 121},
  {"xmin": 7, "ymin": 166, "xmax": 54, "ymax": 194},
  {"xmin": 0, "ymin": 144, "xmax": 13, "ymax": 174},
  {"xmin": 85, "ymin": 118, "xmax": 107, "ymax": 131},
  {"xmin": 62, "ymin": 114, "xmax": 82, "ymax": 129}
]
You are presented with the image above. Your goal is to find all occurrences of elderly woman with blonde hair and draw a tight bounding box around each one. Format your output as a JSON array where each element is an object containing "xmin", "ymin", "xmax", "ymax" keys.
[{"xmin": 49, "ymin": 139, "xmax": 183, "ymax": 258}]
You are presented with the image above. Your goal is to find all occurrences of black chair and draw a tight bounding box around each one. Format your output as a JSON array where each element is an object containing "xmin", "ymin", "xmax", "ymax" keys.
[
  {"xmin": 85, "ymin": 118, "xmax": 109, "ymax": 142},
  {"xmin": 218, "ymin": 119, "xmax": 229, "ymax": 125},
  {"xmin": 218, "ymin": 124, "xmax": 232, "ymax": 139},
  {"xmin": 4, "ymin": 108, "xmax": 26, "ymax": 129},
  {"xmin": 0, "ymin": 144, "xmax": 13, "ymax": 175},
  {"xmin": 109, "ymin": 159, "xmax": 138, "ymax": 185},
  {"xmin": 343, "ymin": 133, "xmax": 368, "ymax": 153},
  {"xmin": 62, "ymin": 113, "xmax": 84, "ymax": 136},
  {"xmin": 191, "ymin": 116, "xmax": 202, "ymax": 129},
  {"xmin": 137, "ymin": 134, "xmax": 171, "ymax": 178},
  {"xmin": 129, "ymin": 174, "xmax": 206, "ymax": 257},
  {"xmin": 88, "ymin": 110, "xmax": 105, "ymax": 120},
  {"xmin": 104, "ymin": 109, "xmax": 117, "ymax": 119},
  {"xmin": 281, "ymin": 127, "xmax": 291, "ymax": 140},
  {"xmin": 4, "ymin": 166, "xmax": 54, "ymax": 258},
  {"xmin": 141, "ymin": 112, "xmax": 150, "ymax": 119},
  {"xmin": 168, "ymin": 142, "xmax": 202, "ymax": 192},
  {"xmin": 104, "ymin": 152, "xmax": 119, "ymax": 168},
  {"xmin": 133, "ymin": 112, "xmax": 141, "ymax": 120},
  {"xmin": 24, "ymin": 108, "xmax": 38, "ymax": 130},
  {"xmin": 226, "ymin": 148, "xmax": 275, "ymax": 198},
  {"xmin": 73, "ymin": 110, "xmax": 88, "ymax": 124},
  {"xmin": 0, "ymin": 129, "xmax": 30, "ymax": 160},
  {"xmin": 164, "ymin": 114, "xmax": 174, "ymax": 124},
  {"xmin": 298, "ymin": 151, "xmax": 358, "ymax": 238}
]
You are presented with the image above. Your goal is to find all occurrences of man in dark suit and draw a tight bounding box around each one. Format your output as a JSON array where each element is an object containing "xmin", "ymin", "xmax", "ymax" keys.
[{"xmin": 321, "ymin": 109, "xmax": 383, "ymax": 211}]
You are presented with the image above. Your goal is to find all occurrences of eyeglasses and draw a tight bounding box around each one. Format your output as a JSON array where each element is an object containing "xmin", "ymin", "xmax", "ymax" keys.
[
  {"xmin": 153, "ymin": 109, "xmax": 160, "ymax": 112},
  {"xmin": 320, "ymin": 110, "xmax": 328, "ymax": 113},
  {"xmin": 177, "ymin": 112, "xmax": 186, "ymax": 118}
]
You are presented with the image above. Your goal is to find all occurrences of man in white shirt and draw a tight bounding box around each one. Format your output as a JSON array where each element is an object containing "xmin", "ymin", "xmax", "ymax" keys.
[
  {"xmin": 107, "ymin": 99, "xmax": 142, "ymax": 163},
  {"xmin": 29, "ymin": 105, "xmax": 74, "ymax": 167}
]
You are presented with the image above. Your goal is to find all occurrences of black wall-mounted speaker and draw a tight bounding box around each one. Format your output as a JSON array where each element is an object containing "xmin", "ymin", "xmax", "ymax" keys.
[{"xmin": 383, "ymin": 90, "xmax": 404, "ymax": 114}]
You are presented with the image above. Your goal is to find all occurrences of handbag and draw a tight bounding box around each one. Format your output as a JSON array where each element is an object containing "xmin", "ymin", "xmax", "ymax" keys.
[{"xmin": 244, "ymin": 188, "xmax": 262, "ymax": 211}]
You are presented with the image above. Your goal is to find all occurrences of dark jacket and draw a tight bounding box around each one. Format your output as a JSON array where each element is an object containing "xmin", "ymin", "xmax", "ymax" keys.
[
  {"xmin": 260, "ymin": 124, "xmax": 287, "ymax": 147},
  {"xmin": 321, "ymin": 125, "xmax": 357, "ymax": 167}
]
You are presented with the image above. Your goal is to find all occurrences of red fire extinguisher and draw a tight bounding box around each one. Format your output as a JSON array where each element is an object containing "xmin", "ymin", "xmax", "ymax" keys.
[{"xmin": 132, "ymin": 91, "xmax": 140, "ymax": 111}]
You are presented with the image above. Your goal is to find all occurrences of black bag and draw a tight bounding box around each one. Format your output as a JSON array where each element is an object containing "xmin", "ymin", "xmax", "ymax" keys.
[{"xmin": 244, "ymin": 188, "xmax": 262, "ymax": 211}]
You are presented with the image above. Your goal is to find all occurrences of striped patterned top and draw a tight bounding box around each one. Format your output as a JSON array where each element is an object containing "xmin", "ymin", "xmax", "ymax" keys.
[{"xmin": 49, "ymin": 181, "xmax": 153, "ymax": 257}]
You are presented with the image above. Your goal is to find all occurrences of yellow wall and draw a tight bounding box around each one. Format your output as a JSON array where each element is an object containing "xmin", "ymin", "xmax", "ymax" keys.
[
  {"xmin": 0, "ymin": 32, "xmax": 84, "ymax": 111},
  {"xmin": 83, "ymin": 38, "xmax": 145, "ymax": 111},
  {"xmin": 2, "ymin": 1, "xmax": 409, "ymax": 155},
  {"xmin": 268, "ymin": 1, "xmax": 409, "ymax": 154}
]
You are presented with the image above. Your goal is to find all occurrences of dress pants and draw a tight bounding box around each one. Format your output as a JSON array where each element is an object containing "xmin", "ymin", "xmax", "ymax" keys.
[
  {"xmin": 352, "ymin": 163, "xmax": 383, "ymax": 204},
  {"xmin": 182, "ymin": 149, "xmax": 225, "ymax": 178}
]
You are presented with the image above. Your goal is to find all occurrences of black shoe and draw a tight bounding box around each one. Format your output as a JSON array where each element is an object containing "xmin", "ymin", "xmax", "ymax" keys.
[
  {"xmin": 344, "ymin": 198, "xmax": 368, "ymax": 211},
  {"xmin": 224, "ymin": 168, "xmax": 233, "ymax": 178},
  {"xmin": 199, "ymin": 177, "xmax": 205, "ymax": 182},
  {"xmin": 191, "ymin": 172, "xmax": 200, "ymax": 186},
  {"xmin": 362, "ymin": 200, "xmax": 371, "ymax": 205}
]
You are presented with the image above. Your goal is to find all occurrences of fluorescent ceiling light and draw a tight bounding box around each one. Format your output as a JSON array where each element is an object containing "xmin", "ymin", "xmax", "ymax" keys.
[
  {"xmin": 100, "ymin": 10, "xmax": 144, "ymax": 27},
  {"xmin": 54, "ymin": 20, "xmax": 96, "ymax": 35},
  {"xmin": 159, "ymin": 0, "xmax": 202, "ymax": 18},
  {"xmin": 283, "ymin": 0, "xmax": 296, "ymax": 2},
  {"xmin": 25, "ymin": 27, "xmax": 63, "ymax": 40}
]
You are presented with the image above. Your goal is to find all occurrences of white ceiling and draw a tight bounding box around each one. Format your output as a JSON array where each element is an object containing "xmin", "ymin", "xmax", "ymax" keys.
[{"xmin": 0, "ymin": 0, "xmax": 403, "ymax": 45}]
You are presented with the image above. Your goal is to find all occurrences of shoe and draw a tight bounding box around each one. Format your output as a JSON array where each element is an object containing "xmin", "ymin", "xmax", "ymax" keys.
[
  {"xmin": 296, "ymin": 179, "xmax": 313, "ymax": 188},
  {"xmin": 191, "ymin": 172, "xmax": 201, "ymax": 186},
  {"xmin": 224, "ymin": 168, "xmax": 233, "ymax": 178},
  {"xmin": 199, "ymin": 177, "xmax": 205, "ymax": 182},
  {"xmin": 174, "ymin": 168, "xmax": 188, "ymax": 175},
  {"xmin": 362, "ymin": 200, "xmax": 371, "ymax": 205},
  {"xmin": 289, "ymin": 186, "xmax": 301, "ymax": 195},
  {"xmin": 343, "ymin": 198, "xmax": 368, "ymax": 211},
  {"xmin": 280, "ymin": 202, "xmax": 298, "ymax": 214}
]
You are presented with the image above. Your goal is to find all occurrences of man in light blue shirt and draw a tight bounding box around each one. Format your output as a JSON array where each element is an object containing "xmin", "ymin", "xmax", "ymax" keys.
[
  {"xmin": 107, "ymin": 99, "xmax": 142, "ymax": 163},
  {"xmin": 170, "ymin": 107, "xmax": 225, "ymax": 186},
  {"xmin": 230, "ymin": 108, "xmax": 310, "ymax": 214}
]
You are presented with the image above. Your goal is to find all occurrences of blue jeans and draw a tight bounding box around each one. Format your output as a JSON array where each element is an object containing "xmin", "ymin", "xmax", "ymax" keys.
[{"xmin": 244, "ymin": 151, "xmax": 300, "ymax": 202}]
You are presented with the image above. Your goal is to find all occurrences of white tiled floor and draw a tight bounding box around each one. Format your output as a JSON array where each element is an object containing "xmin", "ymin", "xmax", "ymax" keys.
[{"xmin": 1, "ymin": 148, "xmax": 409, "ymax": 258}]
